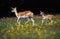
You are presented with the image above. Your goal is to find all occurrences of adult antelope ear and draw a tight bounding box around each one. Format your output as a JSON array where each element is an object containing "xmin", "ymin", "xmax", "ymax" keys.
[
  {"xmin": 11, "ymin": 7, "xmax": 14, "ymax": 9},
  {"xmin": 15, "ymin": 7, "xmax": 16, "ymax": 8},
  {"xmin": 14, "ymin": 7, "xmax": 17, "ymax": 9}
]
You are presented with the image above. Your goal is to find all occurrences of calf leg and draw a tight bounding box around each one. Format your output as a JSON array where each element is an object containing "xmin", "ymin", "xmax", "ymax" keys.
[{"xmin": 42, "ymin": 19, "xmax": 44, "ymax": 25}]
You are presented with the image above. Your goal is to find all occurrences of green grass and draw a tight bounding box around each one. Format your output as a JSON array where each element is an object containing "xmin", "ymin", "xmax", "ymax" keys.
[{"xmin": 0, "ymin": 15, "xmax": 60, "ymax": 39}]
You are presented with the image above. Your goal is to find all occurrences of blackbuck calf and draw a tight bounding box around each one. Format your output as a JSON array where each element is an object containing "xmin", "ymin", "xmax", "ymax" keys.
[
  {"xmin": 11, "ymin": 7, "xmax": 34, "ymax": 25},
  {"xmin": 40, "ymin": 11, "xmax": 54, "ymax": 24}
]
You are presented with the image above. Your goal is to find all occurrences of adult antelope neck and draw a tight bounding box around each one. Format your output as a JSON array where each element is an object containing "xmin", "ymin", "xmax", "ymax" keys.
[{"xmin": 11, "ymin": 7, "xmax": 19, "ymax": 17}]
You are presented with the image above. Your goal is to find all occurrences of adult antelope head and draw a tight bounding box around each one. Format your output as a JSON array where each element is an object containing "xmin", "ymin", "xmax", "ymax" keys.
[{"xmin": 11, "ymin": 7, "xmax": 34, "ymax": 26}]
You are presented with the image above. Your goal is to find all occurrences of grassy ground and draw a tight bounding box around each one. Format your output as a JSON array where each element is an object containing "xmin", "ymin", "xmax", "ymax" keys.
[{"xmin": 0, "ymin": 15, "xmax": 60, "ymax": 39}]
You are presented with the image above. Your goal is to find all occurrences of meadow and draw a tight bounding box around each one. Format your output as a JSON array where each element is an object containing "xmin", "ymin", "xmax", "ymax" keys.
[{"xmin": 0, "ymin": 15, "xmax": 60, "ymax": 39}]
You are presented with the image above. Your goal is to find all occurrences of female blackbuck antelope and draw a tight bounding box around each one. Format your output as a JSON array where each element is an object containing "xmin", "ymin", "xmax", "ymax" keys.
[
  {"xmin": 11, "ymin": 7, "xmax": 34, "ymax": 25},
  {"xmin": 40, "ymin": 11, "xmax": 54, "ymax": 24}
]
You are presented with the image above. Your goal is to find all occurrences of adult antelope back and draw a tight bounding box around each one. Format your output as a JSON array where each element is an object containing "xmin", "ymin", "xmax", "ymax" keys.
[{"xmin": 11, "ymin": 7, "xmax": 34, "ymax": 26}]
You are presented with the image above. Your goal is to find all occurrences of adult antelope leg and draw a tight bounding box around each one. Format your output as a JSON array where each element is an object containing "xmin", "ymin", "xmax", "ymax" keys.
[
  {"xmin": 17, "ymin": 17, "xmax": 21, "ymax": 25},
  {"xmin": 30, "ymin": 18, "xmax": 34, "ymax": 26},
  {"xmin": 25, "ymin": 18, "xmax": 30, "ymax": 24}
]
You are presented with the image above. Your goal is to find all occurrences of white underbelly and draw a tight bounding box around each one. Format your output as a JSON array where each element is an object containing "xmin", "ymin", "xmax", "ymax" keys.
[{"xmin": 20, "ymin": 16, "xmax": 26, "ymax": 18}]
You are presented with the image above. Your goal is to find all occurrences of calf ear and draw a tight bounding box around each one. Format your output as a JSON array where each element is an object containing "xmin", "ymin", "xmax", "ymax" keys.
[
  {"xmin": 40, "ymin": 11, "xmax": 42, "ymax": 12},
  {"xmin": 40, "ymin": 11, "xmax": 42, "ymax": 14}
]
